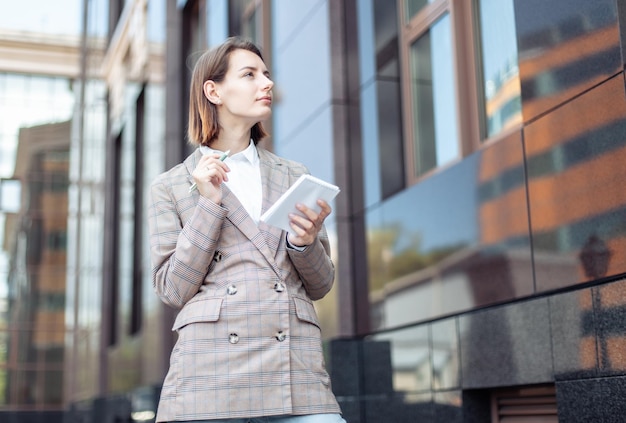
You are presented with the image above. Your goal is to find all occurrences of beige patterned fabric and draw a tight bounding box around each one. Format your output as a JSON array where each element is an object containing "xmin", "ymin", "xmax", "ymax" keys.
[{"xmin": 148, "ymin": 148, "xmax": 341, "ymax": 422}]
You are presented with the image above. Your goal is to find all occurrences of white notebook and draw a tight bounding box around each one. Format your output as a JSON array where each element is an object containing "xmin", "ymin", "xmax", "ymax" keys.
[{"xmin": 260, "ymin": 174, "xmax": 340, "ymax": 233}]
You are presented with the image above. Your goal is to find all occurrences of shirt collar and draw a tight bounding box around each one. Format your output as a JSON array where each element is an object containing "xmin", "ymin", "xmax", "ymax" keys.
[{"xmin": 199, "ymin": 140, "xmax": 258, "ymax": 165}]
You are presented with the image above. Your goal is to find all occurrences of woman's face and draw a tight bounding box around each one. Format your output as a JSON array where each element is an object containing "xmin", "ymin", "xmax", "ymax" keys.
[{"xmin": 216, "ymin": 48, "xmax": 273, "ymax": 127}]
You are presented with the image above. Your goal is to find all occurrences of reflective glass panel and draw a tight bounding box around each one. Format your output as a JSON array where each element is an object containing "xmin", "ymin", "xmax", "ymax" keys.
[
  {"xmin": 526, "ymin": 76, "xmax": 626, "ymax": 291},
  {"xmin": 0, "ymin": 72, "xmax": 74, "ymax": 409},
  {"xmin": 409, "ymin": 13, "xmax": 459, "ymax": 178},
  {"xmin": 366, "ymin": 130, "xmax": 534, "ymax": 329},
  {"xmin": 514, "ymin": 0, "xmax": 619, "ymax": 122},
  {"xmin": 476, "ymin": 0, "xmax": 522, "ymax": 138},
  {"xmin": 371, "ymin": 325, "xmax": 432, "ymax": 393},
  {"xmin": 405, "ymin": 0, "xmax": 433, "ymax": 23}
]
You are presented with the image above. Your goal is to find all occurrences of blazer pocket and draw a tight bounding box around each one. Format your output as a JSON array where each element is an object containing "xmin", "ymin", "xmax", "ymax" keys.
[
  {"xmin": 293, "ymin": 296, "xmax": 321, "ymax": 329},
  {"xmin": 172, "ymin": 297, "xmax": 223, "ymax": 331}
]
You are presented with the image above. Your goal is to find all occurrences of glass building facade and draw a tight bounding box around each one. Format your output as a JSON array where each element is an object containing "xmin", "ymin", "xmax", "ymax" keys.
[
  {"xmin": 0, "ymin": 72, "xmax": 75, "ymax": 416},
  {"xmin": 2, "ymin": 0, "xmax": 626, "ymax": 422}
]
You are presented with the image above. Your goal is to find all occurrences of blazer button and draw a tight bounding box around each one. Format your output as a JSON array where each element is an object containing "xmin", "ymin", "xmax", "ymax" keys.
[
  {"xmin": 274, "ymin": 282, "xmax": 285, "ymax": 292},
  {"xmin": 229, "ymin": 333, "xmax": 239, "ymax": 344},
  {"xmin": 276, "ymin": 331, "xmax": 286, "ymax": 342},
  {"xmin": 226, "ymin": 285, "xmax": 238, "ymax": 295}
]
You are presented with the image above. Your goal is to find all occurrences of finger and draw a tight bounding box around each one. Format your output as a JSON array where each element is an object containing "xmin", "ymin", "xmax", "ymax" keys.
[
  {"xmin": 205, "ymin": 163, "xmax": 230, "ymax": 183},
  {"xmin": 317, "ymin": 199, "xmax": 332, "ymax": 216},
  {"xmin": 200, "ymin": 154, "xmax": 230, "ymax": 168},
  {"xmin": 288, "ymin": 224, "xmax": 313, "ymax": 245},
  {"xmin": 204, "ymin": 161, "xmax": 230, "ymax": 175},
  {"xmin": 294, "ymin": 203, "xmax": 322, "ymax": 222},
  {"xmin": 289, "ymin": 213, "xmax": 315, "ymax": 231},
  {"xmin": 288, "ymin": 224, "xmax": 308, "ymax": 242}
]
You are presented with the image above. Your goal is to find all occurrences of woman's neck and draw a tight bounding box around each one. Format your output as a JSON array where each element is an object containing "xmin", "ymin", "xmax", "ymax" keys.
[{"xmin": 212, "ymin": 127, "xmax": 251, "ymax": 154}]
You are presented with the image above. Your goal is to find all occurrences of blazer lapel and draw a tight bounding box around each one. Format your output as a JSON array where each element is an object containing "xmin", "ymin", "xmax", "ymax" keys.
[
  {"xmin": 205, "ymin": 186, "xmax": 286, "ymax": 284},
  {"xmin": 184, "ymin": 147, "xmax": 287, "ymax": 273},
  {"xmin": 258, "ymin": 149, "xmax": 289, "ymax": 257},
  {"xmin": 184, "ymin": 148, "xmax": 203, "ymax": 190}
]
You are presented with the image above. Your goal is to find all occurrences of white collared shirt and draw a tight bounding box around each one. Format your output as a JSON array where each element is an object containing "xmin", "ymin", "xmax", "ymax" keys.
[{"xmin": 200, "ymin": 141, "xmax": 262, "ymax": 223}]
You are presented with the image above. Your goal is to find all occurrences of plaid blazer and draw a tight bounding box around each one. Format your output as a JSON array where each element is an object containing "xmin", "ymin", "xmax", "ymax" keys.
[{"xmin": 148, "ymin": 147, "xmax": 341, "ymax": 421}]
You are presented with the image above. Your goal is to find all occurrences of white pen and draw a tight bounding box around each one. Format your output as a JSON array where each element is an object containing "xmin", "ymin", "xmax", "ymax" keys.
[{"xmin": 189, "ymin": 149, "xmax": 230, "ymax": 193}]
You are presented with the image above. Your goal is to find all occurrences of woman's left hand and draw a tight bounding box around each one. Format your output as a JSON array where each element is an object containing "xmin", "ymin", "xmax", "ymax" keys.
[{"xmin": 287, "ymin": 199, "xmax": 332, "ymax": 247}]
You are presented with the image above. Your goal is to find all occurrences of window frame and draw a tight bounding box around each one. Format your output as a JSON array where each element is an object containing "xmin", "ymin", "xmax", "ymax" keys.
[
  {"xmin": 471, "ymin": 0, "xmax": 523, "ymax": 144},
  {"xmin": 397, "ymin": 0, "xmax": 494, "ymax": 186}
]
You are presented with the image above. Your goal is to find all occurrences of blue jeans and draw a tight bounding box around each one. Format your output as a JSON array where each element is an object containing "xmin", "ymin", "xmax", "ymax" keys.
[{"xmin": 181, "ymin": 414, "xmax": 346, "ymax": 423}]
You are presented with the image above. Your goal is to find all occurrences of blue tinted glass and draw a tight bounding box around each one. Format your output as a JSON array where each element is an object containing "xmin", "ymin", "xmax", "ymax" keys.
[
  {"xmin": 410, "ymin": 13, "xmax": 459, "ymax": 178},
  {"xmin": 477, "ymin": 0, "xmax": 522, "ymax": 138},
  {"xmin": 357, "ymin": 0, "xmax": 376, "ymax": 85},
  {"xmin": 147, "ymin": 0, "xmax": 166, "ymax": 43}
]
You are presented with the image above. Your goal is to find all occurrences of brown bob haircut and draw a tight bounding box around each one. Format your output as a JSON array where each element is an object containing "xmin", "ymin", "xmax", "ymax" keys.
[{"xmin": 187, "ymin": 37, "xmax": 269, "ymax": 147}]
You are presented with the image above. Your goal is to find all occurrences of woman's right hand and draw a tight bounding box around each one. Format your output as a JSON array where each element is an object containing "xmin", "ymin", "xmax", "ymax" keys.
[{"xmin": 192, "ymin": 153, "xmax": 230, "ymax": 204}]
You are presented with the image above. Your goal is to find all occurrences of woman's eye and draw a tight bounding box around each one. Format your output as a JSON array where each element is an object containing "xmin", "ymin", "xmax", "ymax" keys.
[{"xmin": 244, "ymin": 72, "xmax": 254, "ymax": 77}]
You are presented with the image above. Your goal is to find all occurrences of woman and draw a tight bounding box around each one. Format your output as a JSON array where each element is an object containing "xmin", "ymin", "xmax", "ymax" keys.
[{"xmin": 148, "ymin": 37, "xmax": 346, "ymax": 423}]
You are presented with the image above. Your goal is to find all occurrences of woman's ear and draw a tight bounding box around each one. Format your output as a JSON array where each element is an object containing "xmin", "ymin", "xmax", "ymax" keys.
[{"xmin": 203, "ymin": 80, "xmax": 221, "ymax": 105}]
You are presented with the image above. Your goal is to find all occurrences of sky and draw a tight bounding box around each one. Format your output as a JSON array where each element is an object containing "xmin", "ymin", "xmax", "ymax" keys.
[
  {"xmin": 0, "ymin": 0, "xmax": 83, "ymax": 297},
  {"xmin": 0, "ymin": 0, "xmax": 82, "ymax": 35},
  {"xmin": 0, "ymin": 0, "xmax": 82, "ymax": 179}
]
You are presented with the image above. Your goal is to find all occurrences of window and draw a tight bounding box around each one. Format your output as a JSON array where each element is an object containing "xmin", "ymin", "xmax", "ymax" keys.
[
  {"xmin": 130, "ymin": 87, "xmax": 145, "ymax": 335},
  {"xmin": 408, "ymin": 14, "xmax": 459, "ymax": 177},
  {"xmin": 182, "ymin": 0, "xmax": 208, "ymax": 159},
  {"xmin": 46, "ymin": 231, "xmax": 67, "ymax": 251},
  {"xmin": 475, "ymin": 0, "xmax": 522, "ymax": 139},
  {"xmin": 103, "ymin": 130, "xmax": 122, "ymax": 346},
  {"xmin": 398, "ymin": 0, "xmax": 521, "ymax": 183},
  {"xmin": 229, "ymin": 0, "xmax": 271, "ymax": 50},
  {"xmin": 183, "ymin": 0, "xmax": 208, "ymax": 78},
  {"xmin": 358, "ymin": 0, "xmax": 406, "ymax": 201},
  {"xmin": 400, "ymin": 0, "xmax": 460, "ymax": 182},
  {"xmin": 109, "ymin": 0, "xmax": 126, "ymax": 43}
]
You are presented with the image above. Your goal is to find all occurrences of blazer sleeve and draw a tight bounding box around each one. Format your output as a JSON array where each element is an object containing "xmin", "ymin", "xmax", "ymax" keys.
[
  {"xmin": 286, "ymin": 224, "xmax": 335, "ymax": 301},
  {"xmin": 148, "ymin": 177, "xmax": 227, "ymax": 309}
]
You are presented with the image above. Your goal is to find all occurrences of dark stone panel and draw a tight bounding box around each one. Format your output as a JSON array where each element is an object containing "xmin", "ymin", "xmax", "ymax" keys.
[
  {"xmin": 328, "ymin": 338, "xmax": 394, "ymax": 397},
  {"xmin": 362, "ymin": 393, "xmax": 433, "ymax": 423},
  {"xmin": 525, "ymin": 76, "xmax": 626, "ymax": 292},
  {"xmin": 459, "ymin": 298, "xmax": 553, "ymax": 388},
  {"xmin": 92, "ymin": 395, "xmax": 131, "ymax": 423},
  {"xmin": 556, "ymin": 376, "xmax": 626, "ymax": 422},
  {"xmin": 361, "ymin": 339, "xmax": 394, "ymax": 395},
  {"xmin": 549, "ymin": 287, "xmax": 598, "ymax": 380},
  {"xmin": 514, "ymin": 0, "xmax": 620, "ymax": 121},
  {"xmin": 433, "ymin": 391, "xmax": 462, "ymax": 422},
  {"xmin": 461, "ymin": 389, "xmax": 492, "ymax": 423},
  {"xmin": 338, "ymin": 392, "xmax": 463, "ymax": 423},
  {"xmin": 0, "ymin": 412, "xmax": 65, "ymax": 423},
  {"xmin": 593, "ymin": 279, "xmax": 626, "ymax": 376},
  {"xmin": 328, "ymin": 339, "xmax": 362, "ymax": 397},
  {"xmin": 336, "ymin": 397, "xmax": 361, "ymax": 423}
]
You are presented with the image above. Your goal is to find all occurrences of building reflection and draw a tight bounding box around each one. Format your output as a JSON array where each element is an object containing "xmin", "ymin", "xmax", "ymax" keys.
[
  {"xmin": 3, "ymin": 121, "xmax": 70, "ymax": 408},
  {"xmin": 362, "ymin": 3, "xmax": 625, "ymax": 416}
]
